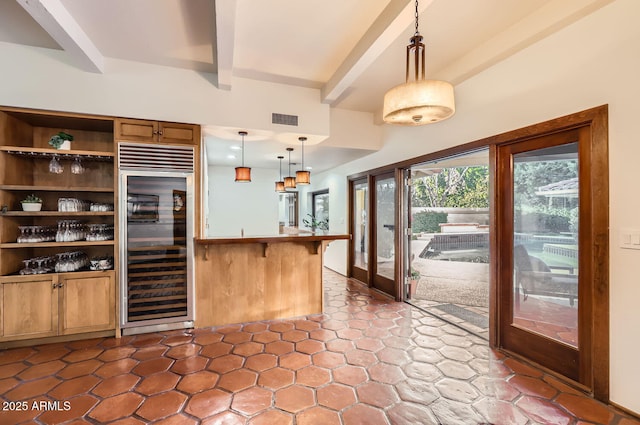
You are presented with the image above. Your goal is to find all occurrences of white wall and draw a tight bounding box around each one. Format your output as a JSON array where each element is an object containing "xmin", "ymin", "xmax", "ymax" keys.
[
  {"xmin": 207, "ymin": 166, "xmax": 280, "ymax": 237},
  {"xmin": 0, "ymin": 43, "xmax": 330, "ymax": 140},
  {"xmin": 315, "ymin": 0, "xmax": 640, "ymax": 414}
]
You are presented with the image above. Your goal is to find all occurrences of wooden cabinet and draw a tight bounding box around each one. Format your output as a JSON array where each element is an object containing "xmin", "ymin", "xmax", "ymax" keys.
[
  {"xmin": 0, "ymin": 107, "xmax": 118, "ymax": 343},
  {"xmin": 0, "ymin": 271, "xmax": 115, "ymax": 342},
  {"xmin": 1, "ymin": 276, "xmax": 58, "ymax": 341},
  {"xmin": 0, "ymin": 106, "xmax": 201, "ymax": 344},
  {"xmin": 115, "ymin": 118, "xmax": 200, "ymax": 145},
  {"xmin": 59, "ymin": 272, "xmax": 116, "ymax": 335}
]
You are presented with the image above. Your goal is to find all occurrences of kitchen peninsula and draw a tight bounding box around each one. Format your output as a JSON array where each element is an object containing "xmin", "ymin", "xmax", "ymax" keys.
[{"xmin": 194, "ymin": 233, "xmax": 350, "ymax": 327}]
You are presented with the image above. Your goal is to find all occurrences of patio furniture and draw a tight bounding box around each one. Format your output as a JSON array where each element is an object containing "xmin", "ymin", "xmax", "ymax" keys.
[{"xmin": 513, "ymin": 245, "xmax": 578, "ymax": 306}]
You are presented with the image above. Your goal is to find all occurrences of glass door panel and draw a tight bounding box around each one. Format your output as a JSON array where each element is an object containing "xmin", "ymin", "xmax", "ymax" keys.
[
  {"xmin": 373, "ymin": 173, "xmax": 396, "ymax": 295},
  {"xmin": 123, "ymin": 174, "xmax": 192, "ymax": 325},
  {"xmin": 352, "ymin": 180, "xmax": 369, "ymax": 282},
  {"xmin": 498, "ymin": 129, "xmax": 585, "ymax": 383},
  {"xmin": 512, "ymin": 143, "xmax": 579, "ymax": 347}
]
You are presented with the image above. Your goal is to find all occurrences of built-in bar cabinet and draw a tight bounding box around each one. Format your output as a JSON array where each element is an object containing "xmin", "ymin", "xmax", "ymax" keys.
[{"xmin": 0, "ymin": 107, "xmax": 117, "ymax": 343}]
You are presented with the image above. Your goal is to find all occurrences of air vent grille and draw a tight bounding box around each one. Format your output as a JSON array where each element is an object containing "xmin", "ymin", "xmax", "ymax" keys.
[
  {"xmin": 118, "ymin": 143, "xmax": 194, "ymax": 172},
  {"xmin": 272, "ymin": 113, "xmax": 298, "ymax": 126}
]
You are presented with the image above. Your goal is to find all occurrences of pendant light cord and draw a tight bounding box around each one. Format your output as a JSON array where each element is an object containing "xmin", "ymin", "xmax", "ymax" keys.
[
  {"xmin": 299, "ymin": 137, "xmax": 306, "ymax": 170},
  {"xmin": 241, "ymin": 134, "xmax": 245, "ymax": 167},
  {"xmin": 414, "ymin": 0, "xmax": 419, "ymax": 35}
]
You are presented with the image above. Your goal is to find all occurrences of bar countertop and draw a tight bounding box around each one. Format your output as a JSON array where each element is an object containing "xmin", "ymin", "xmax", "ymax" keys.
[{"xmin": 195, "ymin": 233, "xmax": 350, "ymax": 245}]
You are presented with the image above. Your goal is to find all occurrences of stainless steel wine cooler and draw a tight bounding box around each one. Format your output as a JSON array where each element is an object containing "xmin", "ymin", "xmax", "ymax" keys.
[{"xmin": 118, "ymin": 143, "xmax": 195, "ymax": 334}]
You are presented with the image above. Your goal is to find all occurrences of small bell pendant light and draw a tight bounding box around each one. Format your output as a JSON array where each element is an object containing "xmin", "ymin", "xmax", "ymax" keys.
[
  {"xmin": 234, "ymin": 131, "xmax": 251, "ymax": 182},
  {"xmin": 275, "ymin": 156, "xmax": 286, "ymax": 192},
  {"xmin": 296, "ymin": 136, "xmax": 311, "ymax": 185},
  {"xmin": 284, "ymin": 147, "xmax": 296, "ymax": 189}
]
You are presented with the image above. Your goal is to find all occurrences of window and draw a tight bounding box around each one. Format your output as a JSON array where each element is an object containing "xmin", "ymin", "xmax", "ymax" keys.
[{"xmin": 312, "ymin": 190, "xmax": 329, "ymax": 224}]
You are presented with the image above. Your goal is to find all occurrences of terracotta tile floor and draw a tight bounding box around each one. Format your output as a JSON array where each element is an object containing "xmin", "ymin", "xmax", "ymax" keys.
[
  {"xmin": 1, "ymin": 269, "xmax": 639, "ymax": 424},
  {"xmin": 514, "ymin": 296, "xmax": 578, "ymax": 346}
]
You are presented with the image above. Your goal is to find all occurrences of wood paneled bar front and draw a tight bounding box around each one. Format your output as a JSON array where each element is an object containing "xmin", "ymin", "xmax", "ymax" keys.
[{"xmin": 194, "ymin": 234, "xmax": 350, "ymax": 328}]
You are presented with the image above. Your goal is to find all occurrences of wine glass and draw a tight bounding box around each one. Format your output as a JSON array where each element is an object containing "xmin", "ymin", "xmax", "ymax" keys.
[
  {"xmin": 71, "ymin": 157, "xmax": 84, "ymax": 174},
  {"xmin": 49, "ymin": 155, "xmax": 63, "ymax": 174},
  {"xmin": 17, "ymin": 226, "xmax": 28, "ymax": 243}
]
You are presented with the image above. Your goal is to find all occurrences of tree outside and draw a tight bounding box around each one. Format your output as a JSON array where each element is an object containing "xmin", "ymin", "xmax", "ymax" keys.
[{"xmin": 412, "ymin": 166, "xmax": 489, "ymax": 208}]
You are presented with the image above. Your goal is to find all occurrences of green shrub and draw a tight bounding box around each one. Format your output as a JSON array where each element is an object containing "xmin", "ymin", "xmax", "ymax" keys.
[{"xmin": 412, "ymin": 211, "xmax": 448, "ymax": 233}]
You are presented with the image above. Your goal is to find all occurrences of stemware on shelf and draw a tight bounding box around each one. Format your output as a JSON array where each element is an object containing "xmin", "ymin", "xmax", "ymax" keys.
[
  {"xmin": 86, "ymin": 223, "xmax": 114, "ymax": 241},
  {"xmin": 16, "ymin": 225, "xmax": 56, "ymax": 243},
  {"xmin": 54, "ymin": 251, "xmax": 89, "ymax": 273},
  {"xmin": 55, "ymin": 220, "xmax": 86, "ymax": 242},
  {"xmin": 58, "ymin": 198, "xmax": 89, "ymax": 212},
  {"xmin": 19, "ymin": 256, "xmax": 55, "ymax": 275},
  {"xmin": 71, "ymin": 156, "xmax": 85, "ymax": 175},
  {"xmin": 48, "ymin": 155, "xmax": 63, "ymax": 174}
]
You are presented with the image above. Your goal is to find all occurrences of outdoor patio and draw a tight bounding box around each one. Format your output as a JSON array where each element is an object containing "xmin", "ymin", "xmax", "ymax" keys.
[{"xmin": 408, "ymin": 235, "xmax": 578, "ymax": 346}]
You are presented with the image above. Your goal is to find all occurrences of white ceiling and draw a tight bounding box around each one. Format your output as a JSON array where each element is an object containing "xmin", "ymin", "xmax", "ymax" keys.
[{"xmin": 0, "ymin": 0, "xmax": 613, "ymax": 172}]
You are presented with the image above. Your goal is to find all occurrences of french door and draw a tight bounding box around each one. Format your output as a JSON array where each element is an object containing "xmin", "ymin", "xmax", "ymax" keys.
[{"xmin": 496, "ymin": 127, "xmax": 595, "ymax": 386}]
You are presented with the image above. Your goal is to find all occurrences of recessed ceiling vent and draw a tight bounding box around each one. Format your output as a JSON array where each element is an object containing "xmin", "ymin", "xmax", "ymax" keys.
[
  {"xmin": 118, "ymin": 143, "xmax": 194, "ymax": 172},
  {"xmin": 272, "ymin": 113, "xmax": 298, "ymax": 126}
]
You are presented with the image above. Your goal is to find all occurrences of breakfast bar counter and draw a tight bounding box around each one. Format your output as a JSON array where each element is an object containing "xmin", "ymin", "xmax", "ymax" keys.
[{"xmin": 194, "ymin": 233, "xmax": 350, "ymax": 328}]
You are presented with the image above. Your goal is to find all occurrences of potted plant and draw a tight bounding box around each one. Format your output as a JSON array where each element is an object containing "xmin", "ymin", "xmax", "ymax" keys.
[
  {"xmin": 409, "ymin": 268, "xmax": 420, "ymax": 296},
  {"xmin": 48, "ymin": 131, "xmax": 74, "ymax": 150},
  {"xmin": 21, "ymin": 194, "xmax": 43, "ymax": 211},
  {"xmin": 302, "ymin": 214, "xmax": 329, "ymax": 233}
]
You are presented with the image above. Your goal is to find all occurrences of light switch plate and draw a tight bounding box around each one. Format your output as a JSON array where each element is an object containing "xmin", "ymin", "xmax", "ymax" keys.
[{"xmin": 620, "ymin": 229, "xmax": 640, "ymax": 249}]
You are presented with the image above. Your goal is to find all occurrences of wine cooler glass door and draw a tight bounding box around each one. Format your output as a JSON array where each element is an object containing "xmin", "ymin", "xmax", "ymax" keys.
[{"xmin": 120, "ymin": 171, "xmax": 194, "ymax": 329}]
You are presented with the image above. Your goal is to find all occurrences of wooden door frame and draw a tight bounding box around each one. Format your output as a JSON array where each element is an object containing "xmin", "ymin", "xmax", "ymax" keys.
[{"xmin": 490, "ymin": 105, "xmax": 609, "ymax": 400}]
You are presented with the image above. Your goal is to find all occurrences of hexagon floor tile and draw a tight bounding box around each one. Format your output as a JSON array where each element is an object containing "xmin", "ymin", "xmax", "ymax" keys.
[{"xmin": 0, "ymin": 269, "xmax": 638, "ymax": 424}]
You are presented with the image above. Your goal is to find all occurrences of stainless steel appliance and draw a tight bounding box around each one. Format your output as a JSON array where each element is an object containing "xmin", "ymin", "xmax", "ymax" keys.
[{"xmin": 118, "ymin": 143, "xmax": 195, "ymax": 335}]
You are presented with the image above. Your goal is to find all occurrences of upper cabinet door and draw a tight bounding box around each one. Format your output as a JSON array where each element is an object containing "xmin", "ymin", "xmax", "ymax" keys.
[
  {"xmin": 159, "ymin": 122, "xmax": 200, "ymax": 145},
  {"xmin": 115, "ymin": 118, "xmax": 159, "ymax": 143},
  {"xmin": 115, "ymin": 118, "xmax": 200, "ymax": 145}
]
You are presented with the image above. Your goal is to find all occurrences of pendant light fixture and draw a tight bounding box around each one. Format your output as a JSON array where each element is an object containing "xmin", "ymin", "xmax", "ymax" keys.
[
  {"xmin": 234, "ymin": 131, "xmax": 251, "ymax": 182},
  {"xmin": 275, "ymin": 156, "xmax": 286, "ymax": 192},
  {"xmin": 295, "ymin": 136, "xmax": 310, "ymax": 185},
  {"xmin": 284, "ymin": 147, "xmax": 296, "ymax": 189},
  {"xmin": 382, "ymin": 0, "xmax": 455, "ymax": 125}
]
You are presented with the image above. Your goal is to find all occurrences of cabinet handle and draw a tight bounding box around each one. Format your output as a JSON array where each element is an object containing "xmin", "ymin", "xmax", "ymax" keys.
[
  {"xmin": 52, "ymin": 283, "xmax": 57, "ymax": 289},
  {"xmin": 58, "ymin": 283, "xmax": 64, "ymax": 288},
  {"xmin": 158, "ymin": 129, "xmax": 163, "ymax": 136}
]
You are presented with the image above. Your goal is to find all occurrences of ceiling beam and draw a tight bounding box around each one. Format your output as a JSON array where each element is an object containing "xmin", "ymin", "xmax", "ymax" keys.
[
  {"xmin": 16, "ymin": 0, "xmax": 104, "ymax": 73},
  {"xmin": 321, "ymin": 0, "xmax": 435, "ymax": 105},
  {"xmin": 214, "ymin": 0, "xmax": 237, "ymax": 91}
]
